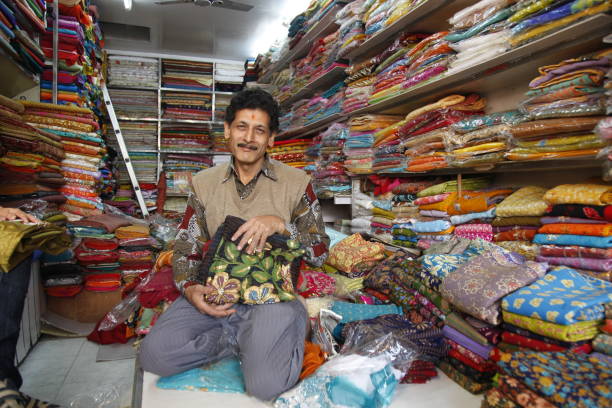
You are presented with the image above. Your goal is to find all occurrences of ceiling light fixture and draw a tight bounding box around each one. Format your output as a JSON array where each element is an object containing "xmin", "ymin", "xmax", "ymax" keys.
[{"xmin": 123, "ymin": 0, "xmax": 133, "ymax": 11}]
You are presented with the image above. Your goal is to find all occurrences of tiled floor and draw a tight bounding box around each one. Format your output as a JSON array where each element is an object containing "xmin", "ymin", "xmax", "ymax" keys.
[{"xmin": 18, "ymin": 336, "xmax": 134, "ymax": 407}]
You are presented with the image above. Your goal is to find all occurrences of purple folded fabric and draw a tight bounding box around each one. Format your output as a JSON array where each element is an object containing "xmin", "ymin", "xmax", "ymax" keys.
[
  {"xmin": 403, "ymin": 65, "xmax": 447, "ymax": 89},
  {"xmin": 529, "ymin": 57, "xmax": 609, "ymax": 87},
  {"xmin": 535, "ymin": 255, "xmax": 611, "ymax": 272},
  {"xmin": 443, "ymin": 325, "xmax": 493, "ymax": 360},
  {"xmin": 540, "ymin": 216, "xmax": 608, "ymax": 225}
]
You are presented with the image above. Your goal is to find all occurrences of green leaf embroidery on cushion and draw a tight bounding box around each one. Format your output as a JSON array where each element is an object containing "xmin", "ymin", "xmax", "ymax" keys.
[
  {"xmin": 278, "ymin": 290, "xmax": 296, "ymax": 301},
  {"xmin": 241, "ymin": 253, "xmax": 259, "ymax": 265},
  {"xmin": 210, "ymin": 260, "xmax": 229, "ymax": 273},
  {"xmin": 286, "ymin": 239, "xmax": 300, "ymax": 250},
  {"xmin": 261, "ymin": 256, "xmax": 274, "ymax": 271},
  {"xmin": 231, "ymin": 264, "xmax": 251, "ymax": 278},
  {"xmin": 252, "ymin": 269, "xmax": 272, "ymax": 283},
  {"xmin": 224, "ymin": 241, "xmax": 240, "ymax": 262},
  {"xmin": 271, "ymin": 263, "xmax": 281, "ymax": 282}
]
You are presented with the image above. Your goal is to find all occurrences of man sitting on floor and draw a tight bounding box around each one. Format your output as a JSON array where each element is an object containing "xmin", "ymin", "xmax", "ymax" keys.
[{"xmin": 140, "ymin": 88, "xmax": 329, "ymax": 400}]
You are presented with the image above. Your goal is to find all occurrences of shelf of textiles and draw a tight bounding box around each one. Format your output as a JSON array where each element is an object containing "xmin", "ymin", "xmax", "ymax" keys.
[
  {"xmin": 258, "ymin": 1, "xmax": 346, "ymax": 84},
  {"xmin": 106, "ymin": 88, "xmax": 158, "ymax": 120},
  {"xmin": 42, "ymin": 216, "xmax": 160, "ymax": 299},
  {"xmin": 273, "ymin": 1, "xmax": 611, "ymax": 142},
  {"xmin": 105, "ymin": 121, "xmax": 158, "ymax": 152},
  {"xmin": 107, "ymin": 55, "xmax": 159, "ymax": 89},
  {"xmin": 116, "ymin": 151, "xmax": 158, "ymax": 184},
  {"xmin": 162, "ymin": 58, "xmax": 213, "ymax": 92},
  {"xmin": 0, "ymin": 95, "xmax": 112, "ymax": 220},
  {"xmin": 42, "ymin": 0, "xmax": 106, "ymax": 116},
  {"xmin": 280, "ymin": 64, "xmax": 348, "ymax": 109},
  {"xmin": 211, "ymin": 122, "xmax": 228, "ymax": 152},
  {"xmin": 214, "ymin": 61, "xmax": 246, "ymax": 93},
  {"xmin": 0, "ymin": 0, "xmax": 45, "ymax": 97},
  {"xmin": 162, "ymin": 154, "xmax": 213, "ymax": 196},
  {"xmin": 214, "ymin": 92, "xmax": 232, "ymax": 123},
  {"xmin": 161, "ymin": 89, "xmax": 213, "ymax": 122},
  {"xmin": 160, "ymin": 123, "xmax": 211, "ymax": 152}
]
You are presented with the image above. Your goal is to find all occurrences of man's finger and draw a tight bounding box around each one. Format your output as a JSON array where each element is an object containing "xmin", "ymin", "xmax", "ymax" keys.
[
  {"xmin": 246, "ymin": 229, "xmax": 263, "ymax": 254},
  {"xmin": 231, "ymin": 220, "xmax": 252, "ymax": 242}
]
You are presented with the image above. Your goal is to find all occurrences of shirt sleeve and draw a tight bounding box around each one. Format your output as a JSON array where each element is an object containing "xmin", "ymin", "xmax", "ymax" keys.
[
  {"xmin": 172, "ymin": 192, "xmax": 210, "ymax": 294},
  {"xmin": 286, "ymin": 181, "xmax": 330, "ymax": 267}
]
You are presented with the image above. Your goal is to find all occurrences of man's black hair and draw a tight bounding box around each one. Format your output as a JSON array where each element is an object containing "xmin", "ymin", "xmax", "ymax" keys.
[{"xmin": 225, "ymin": 88, "xmax": 280, "ymax": 134}]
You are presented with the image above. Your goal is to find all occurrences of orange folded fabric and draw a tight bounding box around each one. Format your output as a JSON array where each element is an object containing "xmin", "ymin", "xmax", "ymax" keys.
[
  {"xmin": 419, "ymin": 192, "xmax": 458, "ymax": 212},
  {"xmin": 299, "ymin": 341, "xmax": 326, "ymax": 380},
  {"xmin": 448, "ymin": 189, "xmax": 514, "ymax": 215},
  {"xmin": 538, "ymin": 223, "xmax": 612, "ymax": 237}
]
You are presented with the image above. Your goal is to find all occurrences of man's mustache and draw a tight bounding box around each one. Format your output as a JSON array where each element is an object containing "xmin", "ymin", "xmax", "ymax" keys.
[{"xmin": 237, "ymin": 143, "xmax": 258, "ymax": 151}]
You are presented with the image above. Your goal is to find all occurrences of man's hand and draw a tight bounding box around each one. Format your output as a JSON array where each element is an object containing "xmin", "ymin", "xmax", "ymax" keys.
[
  {"xmin": 231, "ymin": 215, "xmax": 286, "ymax": 254},
  {"xmin": 185, "ymin": 284, "xmax": 236, "ymax": 318},
  {"xmin": 0, "ymin": 207, "xmax": 39, "ymax": 223}
]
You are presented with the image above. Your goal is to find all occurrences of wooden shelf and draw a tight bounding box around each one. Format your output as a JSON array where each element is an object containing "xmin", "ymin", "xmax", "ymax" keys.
[
  {"xmin": 349, "ymin": 13, "xmax": 612, "ymax": 116},
  {"xmin": 374, "ymin": 156, "xmax": 603, "ymax": 177},
  {"xmin": 0, "ymin": 48, "xmax": 39, "ymax": 97},
  {"xmin": 281, "ymin": 65, "xmax": 347, "ymax": 107},
  {"xmin": 277, "ymin": 112, "xmax": 346, "ymax": 140},
  {"xmin": 259, "ymin": 3, "xmax": 345, "ymax": 83}
]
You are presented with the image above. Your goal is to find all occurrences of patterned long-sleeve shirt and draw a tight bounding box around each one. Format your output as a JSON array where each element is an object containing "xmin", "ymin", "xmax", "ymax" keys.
[{"xmin": 172, "ymin": 159, "xmax": 329, "ymax": 293}]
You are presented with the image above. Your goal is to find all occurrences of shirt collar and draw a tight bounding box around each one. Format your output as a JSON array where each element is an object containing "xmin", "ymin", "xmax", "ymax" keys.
[{"xmin": 223, "ymin": 154, "xmax": 278, "ymax": 183}]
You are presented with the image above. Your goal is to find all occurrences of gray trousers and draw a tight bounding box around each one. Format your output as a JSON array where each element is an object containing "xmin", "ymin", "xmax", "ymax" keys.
[{"xmin": 139, "ymin": 297, "xmax": 307, "ymax": 401}]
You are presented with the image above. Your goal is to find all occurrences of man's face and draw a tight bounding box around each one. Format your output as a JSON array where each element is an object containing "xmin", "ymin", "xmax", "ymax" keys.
[{"xmin": 225, "ymin": 108, "xmax": 275, "ymax": 165}]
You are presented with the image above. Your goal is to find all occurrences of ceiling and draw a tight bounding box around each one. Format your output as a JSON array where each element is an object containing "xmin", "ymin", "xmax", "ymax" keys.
[{"xmin": 97, "ymin": 0, "xmax": 309, "ymax": 63}]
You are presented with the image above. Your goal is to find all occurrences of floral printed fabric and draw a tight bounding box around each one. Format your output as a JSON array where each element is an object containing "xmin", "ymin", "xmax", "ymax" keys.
[
  {"xmin": 496, "ymin": 186, "xmax": 549, "ymax": 217},
  {"xmin": 326, "ymin": 233, "xmax": 385, "ymax": 274},
  {"xmin": 454, "ymin": 224, "xmax": 494, "ymax": 241},
  {"xmin": 502, "ymin": 266, "xmax": 612, "ymax": 325},
  {"xmin": 330, "ymin": 301, "xmax": 402, "ymax": 324},
  {"xmin": 296, "ymin": 269, "xmax": 336, "ymax": 298},
  {"xmin": 483, "ymin": 388, "xmax": 519, "ymax": 408},
  {"xmin": 438, "ymin": 360, "xmax": 491, "ymax": 394},
  {"xmin": 543, "ymin": 183, "xmax": 612, "ymax": 206},
  {"xmin": 497, "ymin": 351, "xmax": 612, "ymax": 408},
  {"xmin": 496, "ymin": 375, "xmax": 557, "ymax": 408},
  {"xmin": 501, "ymin": 311, "xmax": 600, "ymax": 342},
  {"xmin": 440, "ymin": 247, "xmax": 547, "ymax": 325},
  {"xmin": 533, "ymin": 233, "xmax": 612, "ymax": 249},
  {"xmin": 538, "ymin": 223, "xmax": 612, "ymax": 236},
  {"xmin": 199, "ymin": 216, "xmax": 305, "ymax": 305}
]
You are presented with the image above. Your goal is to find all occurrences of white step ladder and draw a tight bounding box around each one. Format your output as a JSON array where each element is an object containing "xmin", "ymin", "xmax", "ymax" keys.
[{"xmin": 102, "ymin": 83, "xmax": 150, "ymax": 217}]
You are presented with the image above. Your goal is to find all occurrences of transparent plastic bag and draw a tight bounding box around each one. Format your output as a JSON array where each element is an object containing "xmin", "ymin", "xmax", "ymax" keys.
[
  {"xmin": 595, "ymin": 117, "xmax": 612, "ymax": 140},
  {"xmin": 449, "ymin": 0, "xmax": 515, "ymax": 29},
  {"xmin": 275, "ymin": 333, "xmax": 414, "ymax": 408},
  {"xmin": 69, "ymin": 384, "xmax": 120, "ymax": 408},
  {"xmin": 312, "ymin": 309, "xmax": 342, "ymax": 356},
  {"xmin": 520, "ymin": 94, "xmax": 606, "ymax": 119},
  {"xmin": 451, "ymin": 111, "xmax": 524, "ymax": 134},
  {"xmin": 147, "ymin": 213, "xmax": 179, "ymax": 244}
]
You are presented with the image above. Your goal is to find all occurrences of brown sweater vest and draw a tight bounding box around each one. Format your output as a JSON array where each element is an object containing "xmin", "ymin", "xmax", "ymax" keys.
[{"xmin": 191, "ymin": 159, "xmax": 311, "ymax": 236}]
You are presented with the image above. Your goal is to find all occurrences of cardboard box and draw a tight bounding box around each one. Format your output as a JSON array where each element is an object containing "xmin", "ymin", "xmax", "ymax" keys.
[{"xmin": 46, "ymin": 290, "xmax": 122, "ymax": 323}]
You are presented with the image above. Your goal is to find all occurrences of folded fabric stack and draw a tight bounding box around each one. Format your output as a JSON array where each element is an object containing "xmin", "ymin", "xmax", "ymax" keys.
[
  {"xmin": 269, "ymin": 139, "xmax": 312, "ymax": 169},
  {"xmin": 162, "ymin": 91, "xmax": 212, "ymax": 121},
  {"xmin": 105, "ymin": 121, "xmax": 157, "ymax": 151},
  {"xmin": 501, "ymin": 266, "xmax": 610, "ymax": 356},
  {"xmin": 342, "ymin": 73, "xmax": 374, "ymax": 113},
  {"xmin": 21, "ymin": 101, "xmax": 107, "ymax": 219},
  {"xmin": 107, "ymin": 89, "xmax": 158, "ymax": 119},
  {"xmin": 361, "ymin": 0, "xmax": 428, "ymax": 39},
  {"xmin": 210, "ymin": 123, "xmax": 228, "ymax": 152},
  {"xmin": 163, "ymin": 154, "xmax": 212, "ymax": 195},
  {"xmin": 140, "ymin": 182, "xmax": 158, "ymax": 214},
  {"xmin": 509, "ymin": 0, "xmax": 610, "ymax": 48},
  {"xmin": 483, "ymin": 351, "xmax": 611, "ymax": 408},
  {"xmin": 370, "ymin": 197, "xmax": 394, "ymax": 242},
  {"xmin": 492, "ymin": 186, "xmax": 547, "ymax": 259},
  {"xmin": 117, "ymin": 151, "xmax": 157, "ymax": 185},
  {"xmin": 162, "ymin": 58, "xmax": 212, "ymax": 91},
  {"xmin": 280, "ymin": 98, "xmax": 307, "ymax": 131},
  {"xmin": 0, "ymin": 0, "xmax": 46, "ymax": 75},
  {"xmin": 505, "ymin": 49, "xmax": 610, "ymax": 161},
  {"xmin": 116, "ymin": 223, "xmax": 157, "ymax": 294},
  {"xmin": 446, "ymin": 111, "xmax": 526, "ymax": 168},
  {"xmin": 214, "ymin": 94, "xmax": 231, "ymax": 122},
  {"xmin": 160, "ymin": 124, "xmax": 211, "ymax": 152},
  {"xmin": 41, "ymin": 1, "xmax": 105, "ymax": 112},
  {"xmin": 344, "ymin": 114, "xmax": 401, "ymax": 174},
  {"xmin": 368, "ymin": 33, "xmax": 429, "ymax": 104},
  {"xmin": 593, "ymin": 303, "xmax": 612, "ymax": 361},
  {"xmin": 312, "ymin": 123, "xmax": 350, "ymax": 199},
  {"xmin": 597, "ymin": 116, "xmax": 612, "ymax": 180},
  {"xmin": 534, "ymin": 183, "xmax": 612, "ymax": 282},
  {"xmin": 41, "ymin": 246, "xmax": 82, "ymax": 298},
  {"xmin": 243, "ymin": 58, "xmax": 258, "ymax": 83},
  {"xmin": 406, "ymin": 177, "xmax": 493, "ymax": 247},
  {"xmin": 0, "ymin": 96, "xmax": 66, "ymax": 206},
  {"xmin": 335, "ymin": 0, "xmax": 366, "ymax": 59},
  {"xmin": 305, "ymin": 81, "xmax": 346, "ymax": 126},
  {"xmin": 215, "ymin": 62, "xmax": 244, "ymax": 93},
  {"xmin": 107, "ymin": 55, "xmax": 159, "ymax": 88},
  {"xmin": 394, "ymin": 31, "xmax": 456, "ymax": 97},
  {"xmin": 390, "ymin": 178, "xmax": 436, "ymax": 247},
  {"xmin": 372, "ymin": 94, "xmax": 485, "ymax": 173},
  {"xmin": 105, "ymin": 184, "xmax": 137, "ymax": 216},
  {"xmin": 438, "ymin": 243, "xmax": 548, "ymax": 394},
  {"xmin": 445, "ymin": 0, "xmax": 514, "ymax": 74}
]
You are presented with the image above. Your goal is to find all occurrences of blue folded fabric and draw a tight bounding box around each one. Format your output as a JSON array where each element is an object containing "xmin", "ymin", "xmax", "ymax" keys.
[
  {"xmin": 395, "ymin": 219, "xmax": 452, "ymax": 233},
  {"xmin": 331, "ymin": 301, "xmax": 402, "ymax": 324},
  {"xmin": 502, "ymin": 266, "xmax": 612, "ymax": 325},
  {"xmin": 450, "ymin": 208, "xmax": 496, "ymax": 225},
  {"xmin": 533, "ymin": 234, "xmax": 612, "ymax": 249},
  {"xmin": 157, "ymin": 358, "xmax": 245, "ymax": 393}
]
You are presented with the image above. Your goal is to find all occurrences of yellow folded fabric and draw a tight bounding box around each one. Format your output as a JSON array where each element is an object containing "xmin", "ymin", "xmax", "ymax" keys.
[
  {"xmin": 501, "ymin": 311, "xmax": 600, "ymax": 342},
  {"xmin": 544, "ymin": 183, "xmax": 612, "ymax": 206},
  {"xmin": 405, "ymin": 95, "xmax": 465, "ymax": 122},
  {"xmin": 496, "ymin": 186, "xmax": 549, "ymax": 217}
]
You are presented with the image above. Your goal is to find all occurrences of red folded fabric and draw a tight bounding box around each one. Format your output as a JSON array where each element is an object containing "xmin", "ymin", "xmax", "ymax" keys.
[
  {"xmin": 44, "ymin": 285, "xmax": 82, "ymax": 297},
  {"xmin": 501, "ymin": 332, "xmax": 592, "ymax": 354},
  {"xmin": 82, "ymin": 238, "xmax": 119, "ymax": 251}
]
